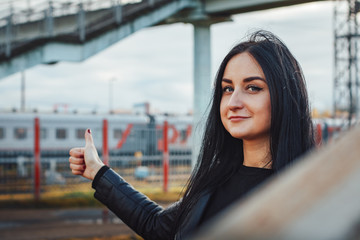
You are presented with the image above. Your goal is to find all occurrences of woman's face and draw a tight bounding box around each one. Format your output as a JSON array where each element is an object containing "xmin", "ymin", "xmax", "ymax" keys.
[{"xmin": 220, "ymin": 52, "xmax": 271, "ymax": 142}]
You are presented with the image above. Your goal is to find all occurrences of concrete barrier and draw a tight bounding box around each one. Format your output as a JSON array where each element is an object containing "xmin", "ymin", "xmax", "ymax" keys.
[{"xmin": 192, "ymin": 126, "xmax": 360, "ymax": 240}]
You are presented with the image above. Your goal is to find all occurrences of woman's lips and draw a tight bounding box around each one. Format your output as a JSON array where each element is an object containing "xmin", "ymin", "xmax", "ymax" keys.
[{"xmin": 229, "ymin": 116, "xmax": 250, "ymax": 121}]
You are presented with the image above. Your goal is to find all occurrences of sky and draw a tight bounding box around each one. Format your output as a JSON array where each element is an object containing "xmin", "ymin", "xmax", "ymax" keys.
[{"xmin": 0, "ymin": 1, "xmax": 334, "ymax": 115}]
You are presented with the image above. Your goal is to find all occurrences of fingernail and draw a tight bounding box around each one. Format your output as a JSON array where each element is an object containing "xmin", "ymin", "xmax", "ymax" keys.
[{"xmin": 88, "ymin": 129, "xmax": 91, "ymax": 134}]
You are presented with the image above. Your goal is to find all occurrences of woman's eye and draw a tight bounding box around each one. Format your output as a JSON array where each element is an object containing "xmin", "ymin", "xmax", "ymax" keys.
[
  {"xmin": 247, "ymin": 85, "xmax": 262, "ymax": 92},
  {"xmin": 223, "ymin": 86, "xmax": 234, "ymax": 93}
]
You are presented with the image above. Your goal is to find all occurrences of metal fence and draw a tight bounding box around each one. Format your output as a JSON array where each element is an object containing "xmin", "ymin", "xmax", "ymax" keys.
[{"xmin": 0, "ymin": 117, "xmax": 192, "ymax": 200}]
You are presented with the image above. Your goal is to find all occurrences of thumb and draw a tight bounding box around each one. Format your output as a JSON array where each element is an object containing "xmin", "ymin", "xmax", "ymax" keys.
[{"xmin": 85, "ymin": 129, "xmax": 95, "ymax": 148}]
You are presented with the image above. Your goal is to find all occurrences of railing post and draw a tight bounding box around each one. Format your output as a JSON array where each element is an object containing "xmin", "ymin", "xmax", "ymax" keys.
[
  {"xmin": 45, "ymin": 0, "xmax": 54, "ymax": 37},
  {"xmin": 114, "ymin": 0, "xmax": 122, "ymax": 24},
  {"xmin": 5, "ymin": 6, "xmax": 13, "ymax": 57},
  {"xmin": 102, "ymin": 119, "xmax": 109, "ymax": 166},
  {"xmin": 163, "ymin": 120, "xmax": 169, "ymax": 193},
  {"xmin": 78, "ymin": 2, "xmax": 86, "ymax": 42},
  {"xmin": 34, "ymin": 117, "xmax": 41, "ymax": 201}
]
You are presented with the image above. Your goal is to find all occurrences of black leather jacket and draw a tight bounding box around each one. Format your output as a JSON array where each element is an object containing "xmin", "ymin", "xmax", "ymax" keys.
[{"xmin": 93, "ymin": 168, "xmax": 211, "ymax": 240}]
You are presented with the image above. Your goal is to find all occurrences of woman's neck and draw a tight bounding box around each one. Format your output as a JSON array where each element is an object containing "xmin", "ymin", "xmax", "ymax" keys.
[{"xmin": 242, "ymin": 138, "xmax": 272, "ymax": 169}]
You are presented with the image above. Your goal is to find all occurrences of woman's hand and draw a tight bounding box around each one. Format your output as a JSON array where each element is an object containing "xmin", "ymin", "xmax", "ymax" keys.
[{"xmin": 69, "ymin": 129, "xmax": 105, "ymax": 180}]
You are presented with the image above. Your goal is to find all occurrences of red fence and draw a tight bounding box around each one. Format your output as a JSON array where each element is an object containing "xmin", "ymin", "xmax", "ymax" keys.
[
  {"xmin": 0, "ymin": 117, "xmax": 192, "ymax": 200},
  {"xmin": 34, "ymin": 117, "xmax": 41, "ymax": 201}
]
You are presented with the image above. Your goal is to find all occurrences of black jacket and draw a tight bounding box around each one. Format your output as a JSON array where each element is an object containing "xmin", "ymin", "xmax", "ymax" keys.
[{"xmin": 93, "ymin": 168, "xmax": 210, "ymax": 240}]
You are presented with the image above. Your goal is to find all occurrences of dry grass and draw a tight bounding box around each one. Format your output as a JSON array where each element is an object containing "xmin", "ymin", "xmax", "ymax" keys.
[{"xmin": 0, "ymin": 182, "xmax": 184, "ymax": 208}]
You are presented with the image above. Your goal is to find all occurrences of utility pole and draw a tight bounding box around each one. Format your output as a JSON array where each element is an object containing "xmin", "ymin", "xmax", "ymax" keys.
[
  {"xmin": 21, "ymin": 70, "xmax": 25, "ymax": 112},
  {"xmin": 333, "ymin": 0, "xmax": 360, "ymax": 126}
]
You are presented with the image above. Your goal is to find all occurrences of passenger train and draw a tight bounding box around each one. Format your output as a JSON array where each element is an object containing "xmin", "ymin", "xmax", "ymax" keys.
[{"xmin": 0, "ymin": 112, "xmax": 193, "ymax": 159}]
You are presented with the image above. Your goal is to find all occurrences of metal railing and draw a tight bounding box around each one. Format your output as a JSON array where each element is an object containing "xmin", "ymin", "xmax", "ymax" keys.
[
  {"xmin": 0, "ymin": 0, "xmax": 142, "ymax": 24},
  {"xmin": 0, "ymin": 0, "xmax": 174, "ymax": 58}
]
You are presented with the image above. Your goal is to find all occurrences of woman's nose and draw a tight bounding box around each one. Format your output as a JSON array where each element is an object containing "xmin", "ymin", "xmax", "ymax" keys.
[{"xmin": 228, "ymin": 90, "xmax": 244, "ymax": 110}]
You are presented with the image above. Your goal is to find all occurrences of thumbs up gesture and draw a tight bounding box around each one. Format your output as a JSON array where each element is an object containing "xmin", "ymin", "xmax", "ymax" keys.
[{"xmin": 69, "ymin": 129, "xmax": 105, "ymax": 180}]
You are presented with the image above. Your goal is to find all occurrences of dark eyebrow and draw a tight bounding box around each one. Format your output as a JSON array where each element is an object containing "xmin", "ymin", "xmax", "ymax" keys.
[
  {"xmin": 243, "ymin": 76, "xmax": 266, "ymax": 82},
  {"xmin": 222, "ymin": 78, "xmax": 232, "ymax": 84},
  {"xmin": 222, "ymin": 76, "xmax": 266, "ymax": 83}
]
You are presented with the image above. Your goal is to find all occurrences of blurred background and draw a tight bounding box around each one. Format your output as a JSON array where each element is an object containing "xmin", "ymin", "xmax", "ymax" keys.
[{"xmin": 0, "ymin": 0, "xmax": 358, "ymax": 239}]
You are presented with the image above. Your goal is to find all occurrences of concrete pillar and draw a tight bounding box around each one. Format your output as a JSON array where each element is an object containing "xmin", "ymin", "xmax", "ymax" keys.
[{"xmin": 192, "ymin": 23, "xmax": 212, "ymax": 168}]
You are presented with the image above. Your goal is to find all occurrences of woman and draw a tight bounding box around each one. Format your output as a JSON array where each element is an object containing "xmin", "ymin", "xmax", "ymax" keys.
[{"xmin": 69, "ymin": 30, "xmax": 315, "ymax": 240}]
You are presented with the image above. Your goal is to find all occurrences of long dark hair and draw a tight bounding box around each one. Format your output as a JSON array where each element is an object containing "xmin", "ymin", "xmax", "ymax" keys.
[{"xmin": 174, "ymin": 30, "xmax": 315, "ymax": 234}]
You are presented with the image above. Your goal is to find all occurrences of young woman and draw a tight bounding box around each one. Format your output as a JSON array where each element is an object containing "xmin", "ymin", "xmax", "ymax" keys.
[{"xmin": 69, "ymin": 30, "xmax": 315, "ymax": 240}]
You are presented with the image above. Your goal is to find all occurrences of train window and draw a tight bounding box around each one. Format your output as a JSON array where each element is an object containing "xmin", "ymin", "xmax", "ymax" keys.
[
  {"xmin": 76, "ymin": 129, "xmax": 86, "ymax": 139},
  {"xmin": 56, "ymin": 128, "xmax": 67, "ymax": 139},
  {"xmin": 0, "ymin": 127, "xmax": 4, "ymax": 139},
  {"xmin": 40, "ymin": 128, "xmax": 47, "ymax": 139},
  {"xmin": 114, "ymin": 129, "xmax": 122, "ymax": 139},
  {"xmin": 14, "ymin": 127, "xmax": 27, "ymax": 139}
]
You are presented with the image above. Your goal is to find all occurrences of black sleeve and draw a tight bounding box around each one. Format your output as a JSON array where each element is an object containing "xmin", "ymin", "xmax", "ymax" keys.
[
  {"xmin": 92, "ymin": 165, "xmax": 109, "ymax": 188},
  {"xmin": 92, "ymin": 168, "xmax": 178, "ymax": 240}
]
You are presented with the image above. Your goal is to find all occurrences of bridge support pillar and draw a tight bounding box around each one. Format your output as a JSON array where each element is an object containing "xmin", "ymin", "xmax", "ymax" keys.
[{"xmin": 192, "ymin": 22, "xmax": 212, "ymax": 168}]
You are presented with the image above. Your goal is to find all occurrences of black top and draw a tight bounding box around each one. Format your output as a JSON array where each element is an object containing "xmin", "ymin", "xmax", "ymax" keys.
[{"xmin": 198, "ymin": 164, "xmax": 274, "ymax": 226}]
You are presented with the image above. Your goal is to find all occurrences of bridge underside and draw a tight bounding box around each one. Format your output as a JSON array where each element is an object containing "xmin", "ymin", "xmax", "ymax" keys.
[{"xmin": 0, "ymin": 0, "xmax": 196, "ymax": 79}]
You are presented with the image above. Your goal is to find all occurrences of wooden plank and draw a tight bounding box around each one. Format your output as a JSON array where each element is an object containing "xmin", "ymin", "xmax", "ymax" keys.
[{"xmin": 192, "ymin": 126, "xmax": 360, "ymax": 240}]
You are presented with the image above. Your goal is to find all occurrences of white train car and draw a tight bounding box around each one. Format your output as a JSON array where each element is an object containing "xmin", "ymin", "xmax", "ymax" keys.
[{"xmin": 0, "ymin": 112, "xmax": 193, "ymax": 158}]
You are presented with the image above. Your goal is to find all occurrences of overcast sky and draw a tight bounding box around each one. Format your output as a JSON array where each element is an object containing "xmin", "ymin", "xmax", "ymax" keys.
[{"xmin": 0, "ymin": 1, "xmax": 334, "ymax": 115}]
